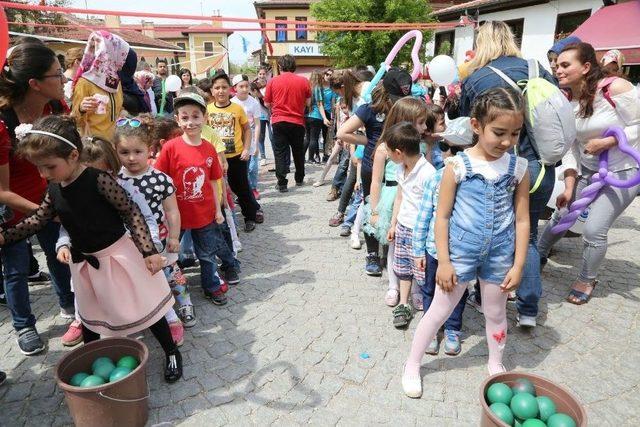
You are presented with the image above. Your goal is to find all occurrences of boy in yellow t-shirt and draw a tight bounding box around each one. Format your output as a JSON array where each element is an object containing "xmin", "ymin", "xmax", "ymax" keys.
[{"xmin": 207, "ymin": 70, "xmax": 263, "ymax": 233}]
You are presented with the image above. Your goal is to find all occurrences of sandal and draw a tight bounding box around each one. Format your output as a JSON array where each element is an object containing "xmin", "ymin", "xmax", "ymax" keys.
[{"xmin": 567, "ymin": 280, "xmax": 598, "ymax": 305}]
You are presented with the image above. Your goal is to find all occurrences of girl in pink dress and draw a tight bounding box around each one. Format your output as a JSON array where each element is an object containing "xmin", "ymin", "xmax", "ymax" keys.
[{"xmin": 0, "ymin": 115, "xmax": 182, "ymax": 383}]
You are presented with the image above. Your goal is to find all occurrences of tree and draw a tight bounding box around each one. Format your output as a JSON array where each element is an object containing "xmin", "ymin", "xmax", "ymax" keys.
[
  {"xmin": 311, "ymin": 0, "xmax": 434, "ymax": 68},
  {"xmin": 7, "ymin": 0, "xmax": 71, "ymax": 35}
]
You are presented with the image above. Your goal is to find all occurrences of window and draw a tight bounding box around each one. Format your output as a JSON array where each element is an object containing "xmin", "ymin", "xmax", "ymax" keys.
[
  {"xmin": 555, "ymin": 10, "xmax": 591, "ymax": 40},
  {"xmin": 176, "ymin": 42, "xmax": 186, "ymax": 57},
  {"xmin": 295, "ymin": 17, "xmax": 307, "ymax": 40},
  {"xmin": 275, "ymin": 16, "xmax": 287, "ymax": 42},
  {"xmin": 505, "ymin": 19, "xmax": 524, "ymax": 48},
  {"xmin": 204, "ymin": 42, "xmax": 214, "ymax": 55},
  {"xmin": 434, "ymin": 31, "xmax": 454, "ymax": 56}
]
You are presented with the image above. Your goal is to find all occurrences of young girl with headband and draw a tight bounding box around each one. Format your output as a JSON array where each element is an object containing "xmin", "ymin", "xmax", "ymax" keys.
[{"xmin": 0, "ymin": 116, "xmax": 182, "ymax": 383}]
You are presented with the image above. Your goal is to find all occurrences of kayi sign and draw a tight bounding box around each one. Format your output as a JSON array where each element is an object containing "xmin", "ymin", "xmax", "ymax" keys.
[{"xmin": 289, "ymin": 43, "xmax": 323, "ymax": 56}]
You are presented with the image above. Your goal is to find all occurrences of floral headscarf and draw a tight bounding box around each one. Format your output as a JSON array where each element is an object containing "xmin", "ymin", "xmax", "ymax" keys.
[
  {"xmin": 601, "ymin": 49, "xmax": 625, "ymax": 68},
  {"xmin": 74, "ymin": 31, "xmax": 130, "ymax": 93}
]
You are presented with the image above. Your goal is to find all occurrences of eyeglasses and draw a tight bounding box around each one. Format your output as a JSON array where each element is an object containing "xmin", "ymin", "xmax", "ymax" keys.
[
  {"xmin": 116, "ymin": 118, "xmax": 142, "ymax": 128},
  {"xmin": 40, "ymin": 71, "xmax": 66, "ymax": 82}
]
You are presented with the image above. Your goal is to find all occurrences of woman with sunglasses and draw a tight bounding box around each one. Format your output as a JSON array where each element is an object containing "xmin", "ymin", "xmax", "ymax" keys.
[
  {"xmin": 0, "ymin": 42, "xmax": 75, "ymax": 355},
  {"xmin": 71, "ymin": 31, "xmax": 128, "ymax": 140}
]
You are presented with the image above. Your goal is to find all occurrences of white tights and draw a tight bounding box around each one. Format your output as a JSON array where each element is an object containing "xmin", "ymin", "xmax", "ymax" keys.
[{"xmin": 405, "ymin": 280, "xmax": 508, "ymax": 376}]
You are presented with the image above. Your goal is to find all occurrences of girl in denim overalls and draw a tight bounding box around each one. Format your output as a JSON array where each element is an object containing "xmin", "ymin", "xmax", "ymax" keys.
[{"xmin": 402, "ymin": 88, "xmax": 531, "ymax": 398}]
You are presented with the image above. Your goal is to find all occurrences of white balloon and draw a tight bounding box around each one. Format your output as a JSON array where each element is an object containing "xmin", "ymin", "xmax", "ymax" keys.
[
  {"xmin": 165, "ymin": 75, "xmax": 182, "ymax": 92},
  {"xmin": 428, "ymin": 55, "xmax": 457, "ymax": 86}
]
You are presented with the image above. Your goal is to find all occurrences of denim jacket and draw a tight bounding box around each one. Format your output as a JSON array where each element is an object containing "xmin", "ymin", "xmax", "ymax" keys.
[{"xmin": 459, "ymin": 56, "xmax": 556, "ymax": 162}]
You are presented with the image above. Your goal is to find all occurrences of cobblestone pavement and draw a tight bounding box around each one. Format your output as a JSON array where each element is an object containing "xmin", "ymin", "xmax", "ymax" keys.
[{"xmin": 1, "ymin": 161, "xmax": 639, "ymax": 426}]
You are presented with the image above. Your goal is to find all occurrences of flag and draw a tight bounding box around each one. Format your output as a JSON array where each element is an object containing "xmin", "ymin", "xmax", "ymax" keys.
[
  {"xmin": 262, "ymin": 31, "xmax": 273, "ymax": 56},
  {"xmin": 240, "ymin": 36, "xmax": 248, "ymax": 54}
]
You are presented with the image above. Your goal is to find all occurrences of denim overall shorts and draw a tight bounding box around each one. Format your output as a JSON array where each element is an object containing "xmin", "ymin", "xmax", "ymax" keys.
[{"xmin": 448, "ymin": 152, "xmax": 518, "ymax": 284}]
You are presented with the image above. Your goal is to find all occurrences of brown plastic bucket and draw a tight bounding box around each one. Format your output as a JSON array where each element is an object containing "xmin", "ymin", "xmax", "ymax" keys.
[
  {"xmin": 479, "ymin": 372, "xmax": 587, "ymax": 426},
  {"xmin": 55, "ymin": 337, "xmax": 150, "ymax": 427}
]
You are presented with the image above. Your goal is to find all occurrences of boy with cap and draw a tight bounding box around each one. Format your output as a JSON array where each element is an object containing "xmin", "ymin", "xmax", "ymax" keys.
[
  {"xmin": 155, "ymin": 92, "xmax": 240, "ymax": 306},
  {"xmin": 207, "ymin": 70, "xmax": 263, "ymax": 232},
  {"xmin": 411, "ymin": 117, "xmax": 473, "ymax": 355},
  {"xmin": 231, "ymin": 74, "xmax": 262, "ymax": 200}
]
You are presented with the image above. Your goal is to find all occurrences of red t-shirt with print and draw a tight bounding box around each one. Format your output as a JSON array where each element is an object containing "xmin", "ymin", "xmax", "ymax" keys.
[
  {"xmin": 0, "ymin": 102, "xmax": 70, "ymax": 226},
  {"xmin": 264, "ymin": 72, "xmax": 311, "ymax": 127},
  {"xmin": 154, "ymin": 136, "xmax": 223, "ymax": 230}
]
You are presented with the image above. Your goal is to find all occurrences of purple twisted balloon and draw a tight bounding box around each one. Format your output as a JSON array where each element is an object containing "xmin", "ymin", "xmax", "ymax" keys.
[{"xmin": 551, "ymin": 126, "xmax": 640, "ymax": 234}]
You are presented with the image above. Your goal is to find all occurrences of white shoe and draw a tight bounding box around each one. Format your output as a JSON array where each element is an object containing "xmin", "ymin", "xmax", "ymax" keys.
[
  {"xmin": 488, "ymin": 363, "xmax": 507, "ymax": 376},
  {"xmin": 260, "ymin": 159, "xmax": 267, "ymax": 166},
  {"xmin": 402, "ymin": 369, "xmax": 422, "ymax": 398},
  {"xmin": 350, "ymin": 234, "xmax": 361, "ymax": 249},
  {"xmin": 516, "ymin": 313, "xmax": 536, "ymax": 328},
  {"xmin": 313, "ymin": 180, "xmax": 325, "ymax": 187}
]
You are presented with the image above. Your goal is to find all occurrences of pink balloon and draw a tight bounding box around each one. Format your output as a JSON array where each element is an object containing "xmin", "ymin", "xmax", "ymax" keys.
[{"xmin": 384, "ymin": 30, "xmax": 423, "ymax": 81}]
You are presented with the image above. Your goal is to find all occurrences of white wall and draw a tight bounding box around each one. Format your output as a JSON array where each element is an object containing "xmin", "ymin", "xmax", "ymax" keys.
[{"xmin": 428, "ymin": 0, "xmax": 603, "ymax": 69}]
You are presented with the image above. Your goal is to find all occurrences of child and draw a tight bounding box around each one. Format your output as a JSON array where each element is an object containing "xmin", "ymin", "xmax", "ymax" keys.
[
  {"xmin": 402, "ymin": 88, "xmax": 530, "ymax": 398},
  {"xmin": 314, "ymin": 98, "xmax": 350, "ymax": 187},
  {"xmin": 231, "ymin": 74, "xmax": 262, "ymax": 200},
  {"xmin": 385, "ymin": 122, "xmax": 435, "ymax": 328},
  {"xmin": 411, "ymin": 117, "xmax": 473, "ymax": 357},
  {"xmin": 423, "ymin": 104, "xmax": 447, "ymax": 169},
  {"xmin": 148, "ymin": 115, "xmax": 182, "ymax": 164},
  {"xmin": 340, "ymin": 144, "xmax": 364, "ymax": 250},
  {"xmin": 154, "ymin": 92, "xmax": 239, "ymax": 306},
  {"xmin": 0, "ymin": 116, "xmax": 182, "ymax": 382},
  {"xmin": 363, "ymin": 97, "xmax": 429, "ymax": 309},
  {"xmin": 114, "ymin": 116, "xmax": 196, "ymax": 338},
  {"xmin": 207, "ymin": 70, "xmax": 263, "ymax": 233}
]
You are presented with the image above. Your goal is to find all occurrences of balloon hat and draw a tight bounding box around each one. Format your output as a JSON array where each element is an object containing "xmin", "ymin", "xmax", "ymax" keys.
[
  {"xmin": 551, "ymin": 126, "xmax": 640, "ymax": 234},
  {"xmin": 361, "ymin": 30, "xmax": 423, "ymax": 104}
]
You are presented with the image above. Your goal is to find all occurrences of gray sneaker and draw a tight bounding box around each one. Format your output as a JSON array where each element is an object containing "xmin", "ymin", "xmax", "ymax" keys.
[
  {"xmin": 59, "ymin": 306, "xmax": 75, "ymax": 320},
  {"xmin": 17, "ymin": 326, "xmax": 45, "ymax": 356},
  {"xmin": 178, "ymin": 305, "xmax": 196, "ymax": 328},
  {"xmin": 392, "ymin": 304, "xmax": 413, "ymax": 328},
  {"xmin": 443, "ymin": 329, "xmax": 461, "ymax": 355},
  {"xmin": 425, "ymin": 337, "xmax": 439, "ymax": 355}
]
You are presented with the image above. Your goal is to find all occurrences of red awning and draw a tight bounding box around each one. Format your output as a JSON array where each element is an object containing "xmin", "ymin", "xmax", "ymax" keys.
[{"xmin": 572, "ymin": 2, "xmax": 640, "ymax": 65}]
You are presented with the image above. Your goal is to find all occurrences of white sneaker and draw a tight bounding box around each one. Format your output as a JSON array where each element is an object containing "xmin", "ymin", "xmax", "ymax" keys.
[
  {"xmin": 350, "ymin": 234, "xmax": 361, "ymax": 249},
  {"xmin": 402, "ymin": 369, "xmax": 422, "ymax": 398},
  {"xmin": 488, "ymin": 363, "xmax": 507, "ymax": 376},
  {"xmin": 516, "ymin": 313, "xmax": 536, "ymax": 328},
  {"xmin": 59, "ymin": 307, "xmax": 75, "ymax": 320},
  {"xmin": 313, "ymin": 180, "xmax": 325, "ymax": 187}
]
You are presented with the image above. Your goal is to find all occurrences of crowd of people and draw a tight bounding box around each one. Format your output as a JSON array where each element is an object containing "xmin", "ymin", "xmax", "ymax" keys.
[{"xmin": 0, "ymin": 20, "xmax": 638, "ymax": 403}]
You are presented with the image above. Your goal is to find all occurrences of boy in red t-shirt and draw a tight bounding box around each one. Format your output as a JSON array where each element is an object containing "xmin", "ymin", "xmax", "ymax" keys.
[{"xmin": 155, "ymin": 93, "xmax": 239, "ymax": 306}]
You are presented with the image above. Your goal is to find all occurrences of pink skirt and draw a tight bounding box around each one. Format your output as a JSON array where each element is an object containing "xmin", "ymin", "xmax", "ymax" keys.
[{"xmin": 70, "ymin": 235, "xmax": 175, "ymax": 337}]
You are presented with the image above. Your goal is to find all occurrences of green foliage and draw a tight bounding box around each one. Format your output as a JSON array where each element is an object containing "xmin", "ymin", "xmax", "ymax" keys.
[
  {"xmin": 437, "ymin": 40, "xmax": 452, "ymax": 55},
  {"xmin": 8, "ymin": 0, "xmax": 71, "ymax": 34},
  {"xmin": 311, "ymin": 0, "xmax": 434, "ymax": 68},
  {"xmin": 230, "ymin": 62, "xmax": 258, "ymax": 77}
]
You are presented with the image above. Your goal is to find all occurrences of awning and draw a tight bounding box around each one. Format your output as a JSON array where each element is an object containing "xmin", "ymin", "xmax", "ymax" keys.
[{"xmin": 572, "ymin": 2, "xmax": 640, "ymax": 65}]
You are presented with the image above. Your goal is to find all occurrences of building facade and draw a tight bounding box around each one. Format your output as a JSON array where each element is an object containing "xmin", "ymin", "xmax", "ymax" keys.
[{"xmin": 254, "ymin": 0, "xmax": 331, "ymax": 76}]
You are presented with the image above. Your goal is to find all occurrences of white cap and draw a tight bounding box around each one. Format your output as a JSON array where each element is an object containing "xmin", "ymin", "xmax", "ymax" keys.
[
  {"xmin": 436, "ymin": 117, "xmax": 473, "ymax": 147},
  {"xmin": 231, "ymin": 74, "xmax": 248, "ymax": 87}
]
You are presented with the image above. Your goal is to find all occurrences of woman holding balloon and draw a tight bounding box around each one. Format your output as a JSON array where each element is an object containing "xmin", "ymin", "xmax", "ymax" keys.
[
  {"xmin": 459, "ymin": 21, "xmax": 556, "ymax": 328},
  {"xmin": 538, "ymin": 42, "xmax": 640, "ymax": 305}
]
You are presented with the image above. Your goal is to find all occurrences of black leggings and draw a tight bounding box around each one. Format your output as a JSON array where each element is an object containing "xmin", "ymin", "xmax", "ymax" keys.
[
  {"xmin": 361, "ymin": 167, "xmax": 379, "ymax": 256},
  {"xmin": 82, "ymin": 317, "xmax": 176, "ymax": 354},
  {"xmin": 337, "ymin": 162, "xmax": 358, "ymax": 214}
]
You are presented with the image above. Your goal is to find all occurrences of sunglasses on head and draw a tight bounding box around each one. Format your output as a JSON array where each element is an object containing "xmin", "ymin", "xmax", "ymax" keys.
[{"xmin": 116, "ymin": 118, "xmax": 142, "ymax": 128}]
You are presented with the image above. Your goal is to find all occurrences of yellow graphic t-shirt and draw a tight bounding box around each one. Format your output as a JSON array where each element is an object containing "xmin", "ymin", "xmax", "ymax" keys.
[
  {"xmin": 201, "ymin": 124, "xmax": 225, "ymax": 204},
  {"xmin": 206, "ymin": 102, "xmax": 248, "ymax": 158}
]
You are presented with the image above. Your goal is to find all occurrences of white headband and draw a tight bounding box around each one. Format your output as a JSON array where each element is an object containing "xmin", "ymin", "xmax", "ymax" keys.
[{"xmin": 24, "ymin": 130, "xmax": 77, "ymax": 150}]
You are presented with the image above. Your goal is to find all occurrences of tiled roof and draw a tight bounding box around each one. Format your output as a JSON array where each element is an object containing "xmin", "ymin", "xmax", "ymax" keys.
[{"xmin": 434, "ymin": 0, "xmax": 504, "ymax": 15}]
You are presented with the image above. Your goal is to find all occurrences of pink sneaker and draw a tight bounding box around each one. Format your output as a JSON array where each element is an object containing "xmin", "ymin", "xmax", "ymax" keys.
[
  {"xmin": 252, "ymin": 189, "xmax": 261, "ymax": 200},
  {"xmin": 169, "ymin": 321, "xmax": 184, "ymax": 347},
  {"xmin": 62, "ymin": 320, "xmax": 83, "ymax": 347}
]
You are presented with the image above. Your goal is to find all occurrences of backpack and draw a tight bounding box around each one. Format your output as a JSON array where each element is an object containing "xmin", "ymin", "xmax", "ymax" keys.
[
  {"xmin": 597, "ymin": 76, "xmax": 618, "ymax": 109},
  {"xmin": 488, "ymin": 59, "xmax": 576, "ymax": 165}
]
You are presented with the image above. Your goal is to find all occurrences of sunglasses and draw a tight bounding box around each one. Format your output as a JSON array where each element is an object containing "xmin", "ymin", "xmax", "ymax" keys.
[{"xmin": 116, "ymin": 118, "xmax": 142, "ymax": 128}]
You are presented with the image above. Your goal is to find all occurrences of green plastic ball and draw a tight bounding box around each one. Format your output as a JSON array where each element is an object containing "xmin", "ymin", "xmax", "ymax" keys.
[
  {"xmin": 93, "ymin": 362, "xmax": 115, "ymax": 381},
  {"xmin": 117, "ymin": 355, "xmax": 139, "ymax": 370},
  {"xmin": 91, "ymin": 357, "xmax": 114, "ymax": 372},
  {"xmin": 487, "ymin": 382, "xmax": 514, "ymax": 405},
  {"xmin": 512, "ymin": 378, "xmax": 537, "ymax": 396},
  {"xmin": 537, "ymin": 396, "xmax": 557, "ymax": 422},
  {"xmin": 69, "ymin": 372, "xmax": 90, "ymax": 387},
  {"xmin": 511, "ymin": 393, "xmax": 539, "ymax": 420},
  {"xmin": 523, "ymin": 419, "xmax": 547, "ymax": 427},
  {"xmin": 108, "ymin": 366, "xmax": 132, "ymax": 383},
  {"xmin": 490, "ymin": 402, "xmax": 514, "ymax": 426},
  {"xmin": 547, "ymin": 413, "xmax": 576, "ymax": 427},
  {"xmin": 80, "ymin": 375, "xmax": 106, "ymax": 388}
]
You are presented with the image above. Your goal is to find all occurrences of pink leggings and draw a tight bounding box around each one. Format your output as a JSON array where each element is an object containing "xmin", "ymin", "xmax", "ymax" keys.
[{"xmin": 405, "ymin": 280, "xmax": 508, "ymax": 376}]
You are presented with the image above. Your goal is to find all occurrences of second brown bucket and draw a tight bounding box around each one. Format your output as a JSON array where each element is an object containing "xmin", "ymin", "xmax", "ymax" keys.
[{"xmin": 55, "ymin": 337, "xmax": 150, "ymax": 427}]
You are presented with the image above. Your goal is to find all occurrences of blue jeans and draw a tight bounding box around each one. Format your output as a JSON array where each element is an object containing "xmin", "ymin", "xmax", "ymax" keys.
[
  {"xmin": 331, "ymin": 148, "xmax": 350, "ymax": 192},
  {"xmin": 188, "ymin": 221, "xmax": 237, "ymax": 293},
  {"xmin": 248, "ymin": 154, "xmax": 259, "ymax": 190},
  {"xmin": 259, "ymin": 119, "xmax": 272, "ymax": 160},
  {"xmin": 423, "ymin": 253, "xmax": 467, "ymax": 333},
  {"xmin": 516, "ymin": 161, "xmax": 555, "ymax": 317},
  {"xmin": 179, "ymin": 230, "xmax": 196, "ymax": 264},
  {"xmin": 342, "ymin": 189, "xmax": 363, "ymax": 228},
  {"xmin": 1, "ymin": 221, "xmax": 73, "ymax": 330}
]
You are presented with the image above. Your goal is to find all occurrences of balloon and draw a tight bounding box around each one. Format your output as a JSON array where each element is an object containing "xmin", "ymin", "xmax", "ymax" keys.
[
  {"xmin": 552, "ymin": 126, "xmax": 640, "ymax": 234},
  {"xmin": 361, "ymin": 30, "xmax": 423, "ymax": 103},
  {"xmin": 428, "ymin": 55, "xmax": 457, "ymax": 86},
  {"xmin": 0, "ymin": 6, "xmax": 9, "ymax": 70},
  {"xmin": 165, "ymin": 75, "xmax": 182, "ymax": 92}
]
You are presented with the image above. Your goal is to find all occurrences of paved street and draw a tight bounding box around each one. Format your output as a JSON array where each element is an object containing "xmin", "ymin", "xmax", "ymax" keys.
[{"xmin": 0, "ymin": 161, "xmax": 639, "ymax": 426}]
